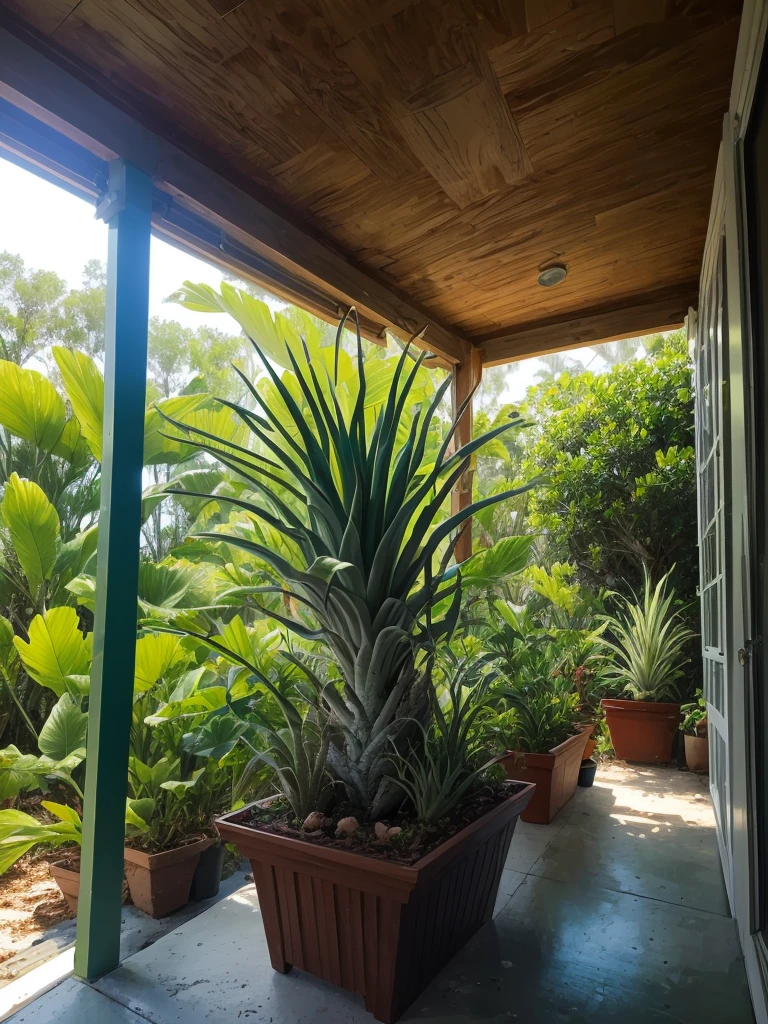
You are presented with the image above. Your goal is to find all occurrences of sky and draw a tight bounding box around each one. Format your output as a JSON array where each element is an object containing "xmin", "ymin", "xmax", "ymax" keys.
[{"xmin": 0, "ymin": 154, "xmax": 631, "ymax": 403}]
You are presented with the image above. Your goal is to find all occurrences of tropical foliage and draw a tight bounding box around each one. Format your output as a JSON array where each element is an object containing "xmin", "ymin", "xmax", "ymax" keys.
[{"xmin": 0, "ymin": 245, "xmax": 700, "ymax": 885}]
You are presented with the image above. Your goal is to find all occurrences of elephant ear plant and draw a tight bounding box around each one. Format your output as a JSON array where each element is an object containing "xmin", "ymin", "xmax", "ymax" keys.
[{"xmin": 161, "ymin": 311, "xmax": 534, "ymax": 818}]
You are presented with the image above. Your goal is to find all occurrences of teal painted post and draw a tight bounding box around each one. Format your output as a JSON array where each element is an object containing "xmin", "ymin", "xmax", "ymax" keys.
[{"xmin": 74, "ymin": 161, "xmax": 152, "ymax": 980}]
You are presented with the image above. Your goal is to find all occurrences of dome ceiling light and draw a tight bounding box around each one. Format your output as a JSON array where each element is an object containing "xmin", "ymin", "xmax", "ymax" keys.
[{"xmin": 537, "ymin": 263, "xmax": 568, "ymax": 287}]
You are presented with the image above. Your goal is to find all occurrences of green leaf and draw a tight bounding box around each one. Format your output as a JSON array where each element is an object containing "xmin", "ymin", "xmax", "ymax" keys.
[
  {"xmin": 183, "ymin": 714, "xmax": 246, "ymax": 759},
  {"xmin": 53, "ymin": 346, "xmax": 105, "ymax": 461},
  {"xmin": 134, "ymin": 633, "xmax": 188, "ymax": 693},
  {"xmin": 125, "ymin": 797, "xmax": 154, "ymax": 831},
  {"xmin": 0, "ymin": 360, "xmax": 67, "ymax": 451},
  {"xmin": 455, "ymin": 536, "xmax": 533, "ymax": 587},
  {"xmin": 38, "ymin": 694, "xmax": 88, "ymax": 760},
  {"xmin": 40, "ymin": 800, "xmax": 81, "ymax": 825},
  {"xmin": 2, "ymin": 473, "xmax": 60, "ymax": 592},
  {"xmin": 13, "ymin": 607, "xmax": 92, "ymax": 696}
]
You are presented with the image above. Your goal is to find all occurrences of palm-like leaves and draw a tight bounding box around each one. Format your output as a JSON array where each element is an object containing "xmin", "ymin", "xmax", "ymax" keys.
[
  {"xmin": 163, "ymin": 311, "xmax": 534, "ymax": 814},
  {"xmin": 601, "ymin": 568, "xmax": 693, "ymax": 702}
]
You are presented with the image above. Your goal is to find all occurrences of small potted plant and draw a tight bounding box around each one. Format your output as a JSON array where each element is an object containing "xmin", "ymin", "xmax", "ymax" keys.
[
  {"xmin": 491, "ymin": 659, "xmax": 589, "ymax": 824},
  {"xmin": 122, "ymin": 755, "xmax": 215, "ymax": 918},
  {"xmin": 0, "ymin": 801, "xmax": 83, "ymax": 910},
  {"xmin": 680, "ymin": 689, "xmax": 708, "ymax": 773},
  {"xmin": 600, "ymin": 569, "xmax": 693, "ymax": 763}
]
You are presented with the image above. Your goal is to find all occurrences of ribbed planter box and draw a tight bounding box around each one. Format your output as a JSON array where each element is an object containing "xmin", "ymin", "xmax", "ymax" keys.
[
  {"xmin": 500, "ymin": 730, "xmax": 590, "ymax": 824},
  {"xmin": 216, "ymin": 782, "xmax": 535, "ymax": 1023},
  {"xmin": 124, "ymin": 837, "xmax": 213, "ymax": 918},
  {"xmin": 601, "ymin": 698, "xmax": 681, "ymax": 763}
]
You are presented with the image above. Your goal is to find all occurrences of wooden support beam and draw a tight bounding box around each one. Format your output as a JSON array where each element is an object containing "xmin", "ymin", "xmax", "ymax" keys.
[
  {"xmin": 451, "ymin": 346, "xmax": 484, "ymax": 565},
  {"xmin": 0, "ymin": 23, "xmax": 474, "ymax": 366},
  {"xmin": 74, "ymin": 161, "xmax": 151, "ymax": 980},
  {"xmin": 479, "ymin": 287, "xmax": 695, "ymax": 366}
]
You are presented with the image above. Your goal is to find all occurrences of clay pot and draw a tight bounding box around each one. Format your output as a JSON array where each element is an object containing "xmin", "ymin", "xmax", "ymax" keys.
[
  {"xmin": 190, "ymin": 841, "xmax": 226, "ymax": 901},
  {"xmin": 216, "ymin": 782, "xmax": 535, "ymax": 1024},
  {"xmin": 578, "ymin": 759, "xmax": 597, "ymax": 788},
  {"xmin": 684, "ymin": 734, "xmax": 709, "ymax": 773},
  {"xmin": 601, "ymin": 698, "xmax": 681, "ymax": 763},
  {"xmin": 578, "ymin": 722, "xmax": 598, "ymax": 760},
  {"xmin": 124, "ymin": 837, "xmax": 213, "ymax": 918},
  {"xmin": 49, "ymin": 857, "xmax": 81, "ymax": 914},
  {"xmin": 500, "ymin": 729, "xmax": 591, "ymax": 824}
]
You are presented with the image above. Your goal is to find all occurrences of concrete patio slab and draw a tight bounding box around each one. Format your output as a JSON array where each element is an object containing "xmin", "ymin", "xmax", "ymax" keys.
[{"xmin": 6, "ymin": 765, "xmax": 754, "ymax": 1024}]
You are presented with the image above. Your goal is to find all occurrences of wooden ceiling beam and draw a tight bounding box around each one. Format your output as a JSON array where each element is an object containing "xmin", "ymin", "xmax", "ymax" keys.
[
  {"xmin": 0, "ymin": 21, "xmax": 473, "ymax": 366},
  {"xmin": 480, "ymin": 286, "xmax": 695, "ymax": 366}
]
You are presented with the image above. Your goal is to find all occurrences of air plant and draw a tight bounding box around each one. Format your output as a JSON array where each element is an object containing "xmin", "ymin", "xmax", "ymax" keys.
[{"xmin": 161, "ymin": 310, "xmax": 534, "ymax": 816}]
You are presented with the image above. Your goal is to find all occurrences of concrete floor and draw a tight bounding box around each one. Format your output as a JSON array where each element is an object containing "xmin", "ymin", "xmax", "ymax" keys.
[{"xmin": 8, "ymin": 764, "xmax": 754, "ymax": 1023}]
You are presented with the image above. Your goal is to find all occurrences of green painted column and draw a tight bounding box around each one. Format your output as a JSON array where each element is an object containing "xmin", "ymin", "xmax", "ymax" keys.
[{"xmin": 74, "ymin": 161, "xmax": 152, "ymax": 980}]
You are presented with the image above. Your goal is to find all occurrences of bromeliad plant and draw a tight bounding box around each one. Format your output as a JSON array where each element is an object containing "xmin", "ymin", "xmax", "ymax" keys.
[
  {"xmin": 389, "ymin": 648, "xmax": 502, "ymax": 825},
  {"xmin": 162, "ymin": 310, "xmax": 534, "ymax": 816},
  {"xmin": 601, "ymin": 567, "xmax": 693, "ymax": 702}
]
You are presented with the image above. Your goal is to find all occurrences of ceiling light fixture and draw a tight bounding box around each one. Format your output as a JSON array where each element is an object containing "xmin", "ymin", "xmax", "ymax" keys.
[{"xmin": 537, "ymin": 263, "xmax": 568, "ymax": 287}]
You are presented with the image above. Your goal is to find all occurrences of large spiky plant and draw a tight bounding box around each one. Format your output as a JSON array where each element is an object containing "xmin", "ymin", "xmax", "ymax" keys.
[{"xmin": 162, "ymin": 311, "xmax": 534, "ymax": 815}]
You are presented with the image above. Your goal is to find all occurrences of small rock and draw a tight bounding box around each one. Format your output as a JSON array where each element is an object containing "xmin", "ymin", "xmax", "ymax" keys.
[
  {"xmin": 387, "ymin": 826, "xmax": 402, "ymax": 837},
  {"xmin": 336, "ymin": 816, "xmax": 359, "ymax": 835},
  {"xmin": 374, "ymin": 822, "xmax": 389, "ymax": 839},
  {"xmin": 303, "ymin": 811, "xmax": 326, "ymax": 831}
]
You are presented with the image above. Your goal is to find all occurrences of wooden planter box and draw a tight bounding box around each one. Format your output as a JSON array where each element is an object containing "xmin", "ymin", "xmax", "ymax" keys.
[
  {"xmin": 601, "ymin": 698, "xmax": 681, "ymax": 763},
  {"xmin": 216, "ymin": 782, "xmax": 535, "ymax": 1023},
  {"xmin": 500, "ymin": 730, "xmax": 590, "ymax": 824},
  {"xmin": 124, "ymin": 837, "xmax": 213, "ymax": 918}
]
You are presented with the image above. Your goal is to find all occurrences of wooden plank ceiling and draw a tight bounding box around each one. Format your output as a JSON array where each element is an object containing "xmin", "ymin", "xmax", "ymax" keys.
[{"xmin": 1, "ymin": 0, "xmax": 741, "ymax": 362}]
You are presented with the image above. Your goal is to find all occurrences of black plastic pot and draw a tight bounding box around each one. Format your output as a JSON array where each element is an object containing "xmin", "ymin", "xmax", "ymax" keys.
[
  {"xmin": 190, "ymin": 841, "xmax": 226, "ymax": 901},
  {"xmin": 578, "ymin": 759, "xmax": 597, "ymax": 788}
]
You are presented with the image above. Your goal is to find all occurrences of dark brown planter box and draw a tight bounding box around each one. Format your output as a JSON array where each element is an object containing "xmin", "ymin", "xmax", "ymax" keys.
[
  {"xmin": 500, "ymin": 729, "xmax": 590, "ymax": 824},
  {"xmin": 49, "ymin": 858, "xmax": 80, "ymax": 914},
  {"xmin": 684, "ymin": 734, "xmax": 709, "ymax": 773},
  {"xmin": 216, "ymin": 782, "xmax": 535, "ymax": 1023},
  {"xmin": 601, "ymin": 698, "xmax": 681, "ymax": 763},
  {"xmin": 123, "ymin": 837, "xmax": 213, "ymax": 918}
]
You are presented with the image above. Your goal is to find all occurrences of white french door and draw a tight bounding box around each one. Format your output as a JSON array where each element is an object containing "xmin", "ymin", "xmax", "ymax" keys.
[{"xmin": 695, "ymin": 164, "xmax": 734, "ymax": 903}]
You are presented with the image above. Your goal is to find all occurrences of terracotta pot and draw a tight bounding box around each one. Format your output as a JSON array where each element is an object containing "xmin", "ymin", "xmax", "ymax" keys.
[
  {"xmin": 500, "ymin": 729, "xmax": 590, "ymax": 824},
  {"xmin": 216, "ymin": 782, "xmax": 535, "ymax": 1024},
  {"xmin": 684, "ymin": 733, "xmax": 709, "ymax": 773},
  {"xmin": 601, "ymin": 698, "xmax": 681, "ymax": 763},
  {"xmin": 49, "ymin": 858, "xmax": 80, "ymax": 914},
  {"xmin": 577, "ymin": 722, "xmax": 598, "ymax": 760},
  {"xmin": 124, "ymin": 837, "xmax": 213, "ymax": 918}
]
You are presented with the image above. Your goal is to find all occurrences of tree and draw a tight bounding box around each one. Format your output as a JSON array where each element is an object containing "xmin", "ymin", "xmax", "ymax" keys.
[
  {"xmin": 0, "ymin": 252, "xmax": 67, "ymax": 365},
  {"xmin": 519, "ymin": 330, "xmax": 696, "ymax": 605}
]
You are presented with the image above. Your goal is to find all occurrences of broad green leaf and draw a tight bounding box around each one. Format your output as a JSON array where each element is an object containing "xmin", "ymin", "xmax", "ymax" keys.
[
  {"xmin": 53, "ymin": 346, "xmax": 104, "ymax": 461},
  {"xmin": 52, "ymin": 526, "xmax": 98, "ymax": 592},
  {"xmin": 0, "ymin": 360, "xmax": 67, "ymax": 451},
  {"xmin": 125, "ymin": 797, "xmax": 154, "ymax": 831},
  {"xmin": 2, "ymin": 473, "xmax": 60, "ymax": 591},
  {"xmin": 38, "ymin": 694, "xmax": 88, "ymax": 761},
  {"xmin": 65, "ymin": 573, "xmax": 97, "ymax": 610},
  {"xmin": 133, "ymin": 632, "xmax": 188, "ymax": 693},
  {"xmin": 183, "ymin": 714, "xmax": 246, "ymax": 759},
  {"xmin": 13, "ymin": 607, "xmax": 92, "ymax": 696},
  {"xmin": 0, "ymin": 747, "xmax": 43, "ymax": 802},
  {"xmin": 40, "ymin": 801, "xmax": 81, "ymax": 825}
]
